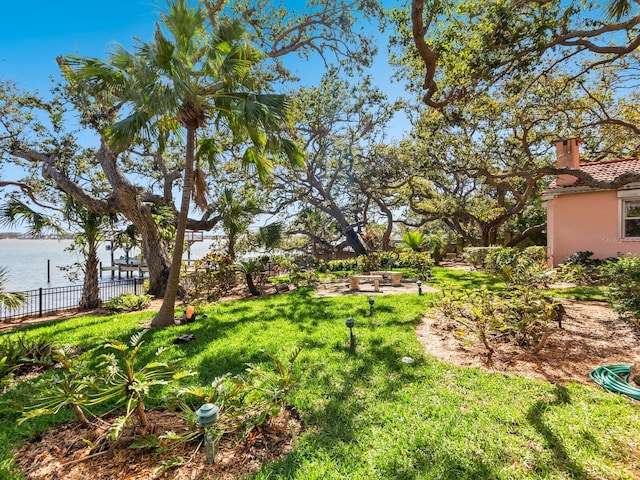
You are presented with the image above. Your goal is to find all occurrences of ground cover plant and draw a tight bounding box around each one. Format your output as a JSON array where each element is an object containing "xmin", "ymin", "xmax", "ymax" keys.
[
  {"xmin": 105, "ymin": 293, "xmax": 153, "ymax": 313},
  {"xmin": 0, "ymin": 270, "xmax": 639, "ymax": 479}
]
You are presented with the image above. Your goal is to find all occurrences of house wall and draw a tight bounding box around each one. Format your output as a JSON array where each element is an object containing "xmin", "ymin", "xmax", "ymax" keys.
[{"xmin": 547, "ymin": 190, "xmax": 640, "ymax": 265}]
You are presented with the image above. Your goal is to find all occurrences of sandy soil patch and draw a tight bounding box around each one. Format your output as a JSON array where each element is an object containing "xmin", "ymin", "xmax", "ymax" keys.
[{"xmin": 417, "ymin": 299, "xmax": 640, "ymax": 385}]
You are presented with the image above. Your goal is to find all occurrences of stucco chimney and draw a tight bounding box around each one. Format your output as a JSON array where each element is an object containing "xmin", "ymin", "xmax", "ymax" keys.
[{"xmin": 555, "ymin": 138, "xmax": 581, "ymax": 186}]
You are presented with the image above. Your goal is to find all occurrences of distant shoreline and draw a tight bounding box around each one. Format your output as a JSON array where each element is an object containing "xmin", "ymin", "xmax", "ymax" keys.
[{"xmin": 0, "ymin": 233, "xmax": 74, "ymax": 240}]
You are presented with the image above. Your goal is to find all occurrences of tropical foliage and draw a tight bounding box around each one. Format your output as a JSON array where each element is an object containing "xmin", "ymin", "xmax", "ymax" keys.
[{"xmin": 0, "ymin": 267, "xmax": 26, "ymax": 312}]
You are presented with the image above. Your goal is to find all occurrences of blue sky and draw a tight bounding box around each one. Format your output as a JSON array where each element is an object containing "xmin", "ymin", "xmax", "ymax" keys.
[
  {"xmin": 1, "ymin": 1, "xmax": 406, "ymax": 99},
  {"xmin": 1, "ymin": 1, "xmax": 158, "ymax": 92},
  {"xmin": 0, "ymin": 0, "xmax": 409, "ymax": 144},
  {"xmin": 0, "ymin": 1, "xmax": 408, "ymax": 234}
]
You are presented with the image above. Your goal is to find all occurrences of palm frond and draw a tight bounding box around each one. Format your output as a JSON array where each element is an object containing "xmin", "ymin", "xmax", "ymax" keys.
[
  {"xmin": 130, "ymin": 329, "xmax": 149, "ymax": 348},
  {"xmin": 0, "ymin": 267, "xmax": 27, "ymax": 309},
  {"xmin": 606, "ymin": 0, "xmax": 632, "ymax": 20},
  {"xmin": 0, "ymin": 199, "xmax": 62, "ymax": 237},
  {"xmin": 242, "ymin": 146, "xmax": 274, "ymax": 182},
  {"xmin": 108, "ymin": 110, "xmax": 152, "ymax": 152},
  {"xmin": 196, "ymin": 138, "xmax": 222, "ymax": 171}
]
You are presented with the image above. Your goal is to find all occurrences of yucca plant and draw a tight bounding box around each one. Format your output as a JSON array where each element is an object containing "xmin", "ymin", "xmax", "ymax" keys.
[
  {"xmin": 19, "ymin": 346, "xmax": 94, "ymax": 426},
  {"xmin": 96, "ymin": 330, "xmax": 192, "ymax": 437}
]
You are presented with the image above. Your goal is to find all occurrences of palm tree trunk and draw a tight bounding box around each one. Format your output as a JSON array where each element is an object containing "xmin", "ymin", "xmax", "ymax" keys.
[
  {"xmin": 245, "ymin": 273, "xmax": 260, "ymax": 296},
  {"xmin": 152, "ymin": 124, "xmax": 196, "ymax": 327},
  {"xmin": 80, "ymin": 244, "xmax": 101, "ymax": 310}
]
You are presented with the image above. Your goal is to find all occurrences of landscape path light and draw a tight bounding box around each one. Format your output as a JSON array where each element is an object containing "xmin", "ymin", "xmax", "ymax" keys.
[
  {"xmin": 368, "ymin": 297, "xmax": 375, "ymax": 316},
  {"xmin": 196, "ymin": 403, "xmax": 220, "ymax": 464},
  {"xmin": 417, "ymin": 280, "xmax": 423, "ymax": 296},
  {"xmin": 345, "ymin": 317, "xmax": 356, "ymax": 351}
]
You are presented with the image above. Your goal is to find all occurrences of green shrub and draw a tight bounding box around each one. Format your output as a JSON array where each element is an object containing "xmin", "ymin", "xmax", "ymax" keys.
[
  {"xmin": 0, "ymin": 356, "xmax": 15, "ymax": 389},
  {"xmin": 20, "ymin": 331, "xmax": 193, "ymax": 437},
  {"xmin": 462, "ymin": 246, "xmax": 502, "ymax": 268},
  {"xmin": 175, "ymin": 347, "xmax": 305, "ymax": 444},
  {"xmin": 485, "ymin": 246, "xmax": 551, "ymax": 287},
  {"xmin": 600, "ymin": 255, "xmax": 640, "ymax": 325},
  {"xmin": 355, "ymin": 251, "xmax": 433, "ymax": 279},
  {"xmin": 564, "ymin": 250, "xmax": 596, "ymax": 266},
  {"xmin": 0, "ymin": 335, "xmax": 56, "ymax": 376},
  {"xmin": 18, "ymin": 346, "xmax": 94, "ymax": 426},
  {"xmin": 356, "ymin": 252, "xmax": 383, "ymax": 272},
  {"xmin": 319, "ymin": 258, "xmax": 357, "ymax": 273},
  {"xmin": 183, "ymin": 252, "xmax": 236, "ymax": 302},
  {"xmin": 437, "ymin": 286, "xmax": 558, "ymax": 356},
  {"xmin": 105, "ymin": 293, "xmax": 152, "ymax": 313},
  {"xmin": 556, "ymin": 251, "xmax": 608, "ymax": 286},
  {"xmin": 397, "ymin": 251, "xmax": 433, "ymax": 279},
  {"xmin": 278, "ymin": 257, "xmax": 318, "ymax": 287}
]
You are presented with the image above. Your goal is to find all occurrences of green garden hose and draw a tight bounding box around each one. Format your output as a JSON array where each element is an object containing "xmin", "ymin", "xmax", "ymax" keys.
[{"xmin": 589, "ymin": 364, "xmax": 640, "ymax": 401}]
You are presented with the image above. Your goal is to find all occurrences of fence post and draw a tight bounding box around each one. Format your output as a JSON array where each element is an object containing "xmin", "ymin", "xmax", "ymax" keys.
[
  {"xmin": 134, "ymin": 277, "xmax": 138, "ymax": 295},
  {"xmin": 39, "ymin": 287, "xmax": 43, "ymax": 317}
]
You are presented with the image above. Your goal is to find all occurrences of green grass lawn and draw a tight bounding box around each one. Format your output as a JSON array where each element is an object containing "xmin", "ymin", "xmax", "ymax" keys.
[{"xmin": 0, "ymin": 269, "xmax": 637, "ymax": 479}]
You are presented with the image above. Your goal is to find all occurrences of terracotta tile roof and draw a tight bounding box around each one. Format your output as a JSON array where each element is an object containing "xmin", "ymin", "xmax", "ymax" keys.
[{"xmin": 546, "ymin": 157, "xmax": 640, "ymax": 190}]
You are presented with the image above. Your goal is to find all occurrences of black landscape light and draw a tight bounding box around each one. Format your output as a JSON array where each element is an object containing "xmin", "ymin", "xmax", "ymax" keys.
[
  {"xmin": 196, "ymin": 403, "xmax": 220, "ymax": 464},
  {"xmin": 417, "ymin": 280, "xmax": 423, "ymax": 295},
  {"xmin": 345, "ymin": 317, "xmax": 356, "ymax": 351},
  {"xmin": 367, "ymin": 297, "xmax": 375, "ymax": 316}
]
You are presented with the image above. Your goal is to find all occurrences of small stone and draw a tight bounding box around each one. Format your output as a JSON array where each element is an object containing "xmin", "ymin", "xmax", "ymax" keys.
[{"xmin": 401, "ymin": 356, "xmax": 415, "ymax": 364}]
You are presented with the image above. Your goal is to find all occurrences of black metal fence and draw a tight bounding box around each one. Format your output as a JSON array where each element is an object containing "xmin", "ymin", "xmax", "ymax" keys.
[{"xmin": 0, "ymin": 278, "xmax": 142, "ymax": 321}]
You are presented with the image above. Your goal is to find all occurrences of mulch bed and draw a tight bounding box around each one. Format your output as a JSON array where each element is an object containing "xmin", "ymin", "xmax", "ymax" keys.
[
  {"xmin": 417, "ymin": 298, "xmax": 640, "ymax": 385},
  {"xmin": 16, "ymin": 408, "xmax": 301, "ymax": 480}
]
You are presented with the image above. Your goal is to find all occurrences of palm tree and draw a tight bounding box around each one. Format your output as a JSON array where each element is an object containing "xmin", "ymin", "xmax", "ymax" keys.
[
  {"xmin": 0, "ymin": 197, "xmax": 114, "ymax": 310},
  {"xmin": 0, "ymin": 198, "xmax": 60, "ymax": 238},
  {"xmin": 62, "ymin": 197, "xmax": 117, "ymax": 310},
  {"xmin": 258, "ymin": 222, "xmax": 283, "ymax": 252},
  {"xmin": 113, "ymin": 224, "xmax": 141, "ymax": 265},
  {"xmin": 218, "ymin": 188, "xmax": 260, "ymax": 261},
  {"xmin": 65, "ymin": 0, "xmax": 302, "ymax": 326},
  {"xmin": 237, "ymin": 259, "xmax": 262, "ymax": 296}
]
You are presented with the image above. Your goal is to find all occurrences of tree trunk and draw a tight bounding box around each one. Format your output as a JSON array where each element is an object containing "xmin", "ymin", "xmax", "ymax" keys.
[
  {"xmin": 245, "ymin": 273, "xmax": 260, "ymax": 296},
  {"xmin": 228, "ymin": 235, "xmax": 236, "ymax": 261},
  {"xmin": 72, "ymin": 404, "xmax": 91, "ymax": 427},
  {"xmin": 380, "ymin": 208, "xmax": 393, "ymax": 251},
  {"xmin": 138, "ymin": 218, "xmax": 172, "ymax": 297},
  {"xmin": 151, "ymin": 124, "xmax": 196, "ymax": 327},
  {"xmin": 95, "ymin": 141, "xmax": 174, "ymax": 296},
  {"xmin": 80, "ymin": 244, "xmax": 101, "ymax": 310},
  {"xmin": 480, "ymin": 225, "xmax": 498, "ymax": 247},
  {"xmin": 345, "ymin": 228, "xmax": 368, "ymax": 256}
]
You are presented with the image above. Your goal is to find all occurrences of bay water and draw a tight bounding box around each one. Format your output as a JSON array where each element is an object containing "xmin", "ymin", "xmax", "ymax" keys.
[{"xmin": 0, "ymin": 238, "xmax": 217, "ymax": 292}]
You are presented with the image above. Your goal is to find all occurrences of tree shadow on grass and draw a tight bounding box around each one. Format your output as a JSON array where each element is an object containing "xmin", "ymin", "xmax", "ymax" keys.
[{"xmin": 526, "ymin": 385, "xmax": 591, "ymax": 479}]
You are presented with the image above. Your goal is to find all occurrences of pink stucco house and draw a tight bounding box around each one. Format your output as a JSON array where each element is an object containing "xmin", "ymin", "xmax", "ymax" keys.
[{"xmin": 543, "ymin": 138, "xmax": 640, "ymax": 266}]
